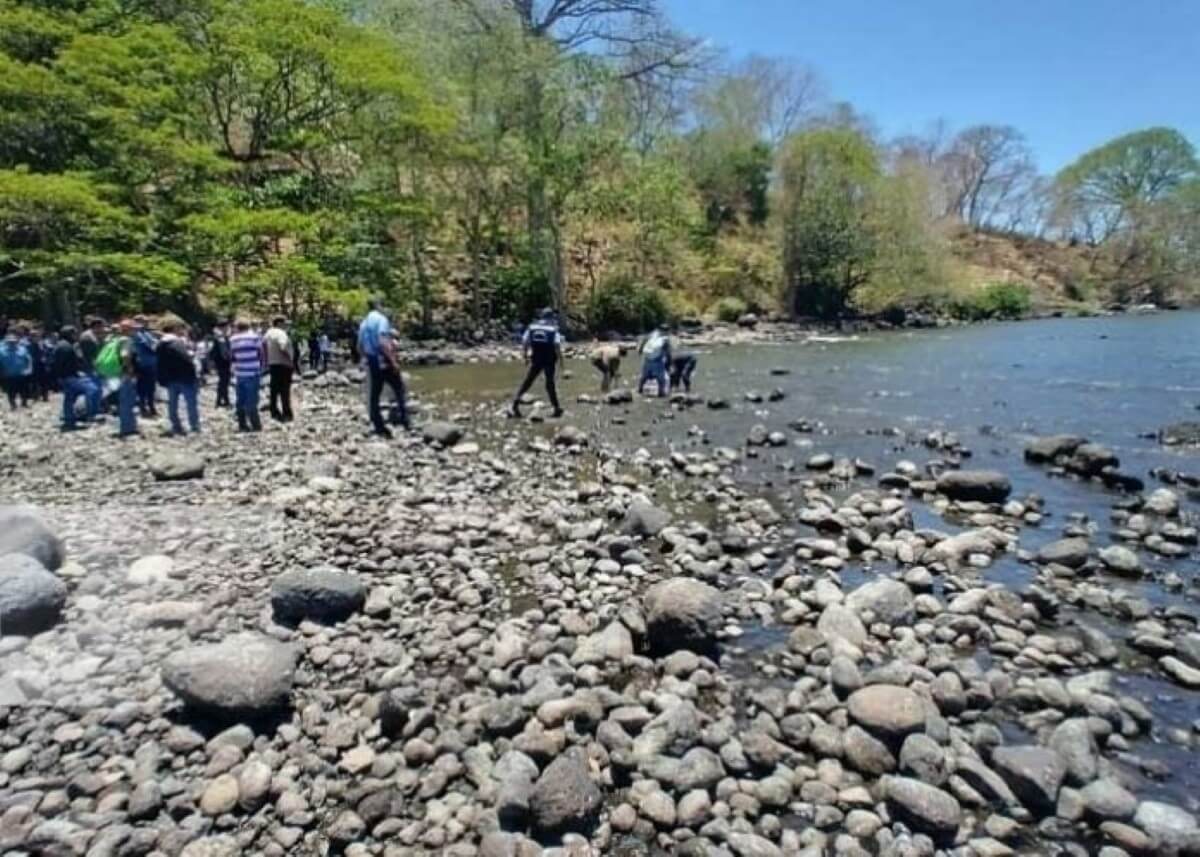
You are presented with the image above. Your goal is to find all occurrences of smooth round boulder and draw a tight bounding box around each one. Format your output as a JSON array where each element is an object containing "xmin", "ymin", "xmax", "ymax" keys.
[
  {"xmin": 148, "ymin": 452, "xmax": 206, "ymax": 481},
  {"xmin": 622, "ymin": 499, "xmax": 671, "ymax": 538},
  {"xmin": 845, "ymin": 578, "xmax": 915, "ymax": 625},
  {"xmin": 991, "ymin": 745, "xmax": 1066, "ymax": 816},
  {"xmin": 0, "ymin": 553, "xmax": 67, "ymax": 635},
  {"xmin": 883, "ymin": 776, "xmax": 962, "ymax": 842},
  {"xmin": 847, "ymin": 685, "xmax": 927, "ymax": 743},
  {"xmin": 935, "ymin": 470, "xmax": 1012, "ymax": 504},
  {"xmin": 643, "ymin": 577, "xmax": 722, "ymax": 655},
  {"xmin": 0, "ymin": 506, "xmax": 64, "ymax": 570},
  {"xmin": 270, "ymin": 568, "xmax": 366, "ymax": 625},
  {"xmin": 421, "ymin": 421, "xmax": 464, "ymax": 447},
  {"xmin": 1035, "ymin": 538, "xmax": 1090, "ymax": 569},
  {"xmin": 161, "ymin": 633, "xmax": 297, "ymax": 721},
  {"xmin": 1099, "ymin": 545, "xmax": 1141, "ymax": 576}
]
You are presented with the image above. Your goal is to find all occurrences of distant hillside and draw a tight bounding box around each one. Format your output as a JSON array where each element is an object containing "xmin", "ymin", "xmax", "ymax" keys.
[{"xmin": 948, "ymin": 228, "xmax": 1186, "ymax": 312}]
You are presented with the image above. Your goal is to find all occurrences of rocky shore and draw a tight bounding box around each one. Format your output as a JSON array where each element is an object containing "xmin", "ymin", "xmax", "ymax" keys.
[{"xmin": 2, "ymin": 358, "xmax": 1200, "ymax": 857}]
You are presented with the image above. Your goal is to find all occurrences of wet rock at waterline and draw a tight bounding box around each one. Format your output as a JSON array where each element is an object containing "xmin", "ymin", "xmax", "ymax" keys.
[
  {"xmin": 161, "ymin": 633, "xmax": 297, "ymax": 721},
  {"xmin": 643, "ymin": 577, "xmax": 722, "ymax": 655},
  {"xmin": 935, "ymin": 469, "xmax": 1012, "ymax": 503}
]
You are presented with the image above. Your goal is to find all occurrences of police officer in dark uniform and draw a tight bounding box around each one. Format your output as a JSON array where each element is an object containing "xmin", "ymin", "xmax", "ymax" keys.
[{"xmin": 509, "ymin": 307, "xmax": 564, "ymax": 419}]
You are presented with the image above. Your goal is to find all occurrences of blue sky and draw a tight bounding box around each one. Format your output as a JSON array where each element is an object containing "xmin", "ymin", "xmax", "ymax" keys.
[{"xmin": 662, "ymin": 0, "xmax": 1200, "ymax": 173}]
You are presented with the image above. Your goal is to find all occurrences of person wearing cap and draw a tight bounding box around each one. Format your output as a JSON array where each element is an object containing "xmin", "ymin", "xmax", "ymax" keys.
[
  {"xmin": 264, "ymin": 316, "xmax": 294, "ymax": 422},
  {"xmin": 509, "ymin": 307, "xmax": 564, "ymax": 419},
  {"xmin": 637, "ymin": 324, "xmax": 672, "ymax": 397}
]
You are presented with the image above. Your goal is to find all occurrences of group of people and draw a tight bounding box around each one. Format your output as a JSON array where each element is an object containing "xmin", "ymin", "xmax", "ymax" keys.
[
  {"xmin": 0, "ymin": 315, "xmax": 306, "ymax": 436},
  {"xmin": 506, "ymin": 308, "xmax": 699, "ymax": 419},
  {"xmin": 3, "ymin": 303, "xmax": 700, "ymax": 438}
]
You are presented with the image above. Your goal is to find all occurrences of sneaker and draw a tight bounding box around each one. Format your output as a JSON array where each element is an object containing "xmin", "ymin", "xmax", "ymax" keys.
[{"xmin": 551, "ymin": 408, "xmax": 564, "ymax": 419}]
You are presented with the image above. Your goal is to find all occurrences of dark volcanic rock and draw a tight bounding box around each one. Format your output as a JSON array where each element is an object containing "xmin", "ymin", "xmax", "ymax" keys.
[
  {"xmin": 270, "ymin": 568, "xmax": 367, "ymax": 625},
  {"xmin": 0, "ymin": 553, "xmax": 67, "ymax": 635},
  {"xmin": 1025, "ymin": 434, "xmax": 1086, "ymax": 463},
  {"xmin": 643, "ymin": 578, "xmax": 722, "ymax": 655},
  {"xmin": 161, "ymin": 633, "xmax": 297, "ymax": 721},
  {"xmin": 0, "ymin": 505, "xmax": 65, "ymax": 570},
  {"xmin": 529, "ymin": 748, "xmax": 602, "ymax": 836},
  {"xmin": 935, "ymin": 469, "xmax": 1012, "ymax": 503}
]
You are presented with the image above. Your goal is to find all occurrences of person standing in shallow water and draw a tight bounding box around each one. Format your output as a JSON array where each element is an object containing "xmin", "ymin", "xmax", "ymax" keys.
[{"xmin": 509, "ymin": 307, "xmax": 564, "ymax": 419}]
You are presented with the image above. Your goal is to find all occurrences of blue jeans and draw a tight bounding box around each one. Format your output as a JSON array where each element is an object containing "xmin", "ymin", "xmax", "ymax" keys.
[
  {"xmin": 61, "ymin": 376, "xmax": 100, "ymax": 429},
  {"xmin": 167, "ymin": 381, "xmax": 200, "ymax": 435},
  {"xmin": 118, "ymin": 376, "xmax": 138, "ymax": 436},
  {"xmin": 638, "ymin": 356, "xmax": 669, "ymax": 396},
  {"xmin": 235, "ymin": 374, "xmax": 262, "ymax": 431}
]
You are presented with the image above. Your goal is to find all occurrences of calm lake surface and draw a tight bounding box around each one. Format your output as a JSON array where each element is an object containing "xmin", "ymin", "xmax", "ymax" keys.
[{"xmin": 419, "ymin": 310, "xmax": 1200, "ymax": 805}]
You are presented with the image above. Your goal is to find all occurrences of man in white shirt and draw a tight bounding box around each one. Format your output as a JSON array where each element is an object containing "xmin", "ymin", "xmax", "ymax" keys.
[{"xmin": 264, "ymin": 316, "xmax": 294, "ymax": 422}]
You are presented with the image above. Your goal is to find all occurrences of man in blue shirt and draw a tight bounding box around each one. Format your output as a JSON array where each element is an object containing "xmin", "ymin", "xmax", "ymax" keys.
[
  {"xmin": 509, "ymin": 307, "xmax": 564, "ymax": 419},
  {"xmin": 358, "ymin": 298, "xmax": 409, "ymax": 436},
  {"xmin": 0, "ymin": 332, "xmax": 31, "ymax": 409}
]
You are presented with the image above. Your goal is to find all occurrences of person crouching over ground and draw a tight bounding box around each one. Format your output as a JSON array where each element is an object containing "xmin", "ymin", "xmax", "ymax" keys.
[
  {"xmin": 669, "ymin": 349, "xmax": 699, "ymax": 393},
  {"xmin": 637, "ymin": 325, "xmax": 671, "ymax": 397},
  {"xmin": 591, "ymin": 344, "xmax": 624, "ymax": 393},
  {"xmin": 53, "ymin": 325, "xmax": 101, "ymax": 431},
  {"xmin": 509, "ymin": 307, "xmax": 564, "ymax": 419}
]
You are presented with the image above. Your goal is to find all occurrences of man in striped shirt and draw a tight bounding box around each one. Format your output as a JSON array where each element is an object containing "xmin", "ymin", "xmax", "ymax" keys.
[{"xmin": 230, "ymin": 319, "xmax": 264, "ymax": 432}]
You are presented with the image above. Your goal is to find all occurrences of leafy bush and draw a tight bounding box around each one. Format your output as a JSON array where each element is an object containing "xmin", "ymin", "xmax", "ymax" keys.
[
  {"xmin": 587, "ymin": 274, "xmax": 670, "ymax": 333},
  {"xmin": 952, "ymin": 282, "xmax": 1032, "ymax": 320},
  {"xmin": 712, "ymin": 296, "xmax": 748, "ymax": 322},
  {"xmin": 492, "ymin": 262, "xmax": 552, "ymax": 324}
]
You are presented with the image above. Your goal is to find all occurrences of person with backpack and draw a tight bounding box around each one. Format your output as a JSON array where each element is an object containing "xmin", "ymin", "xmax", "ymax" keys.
[
  {"xmin": 0, "ymin": 332, "xmax": 32, "ymax": 409},
  {"xmin": 509, "ymin": 307, "xmax": 564, "ymax": 419},
  {"xmin": 637, "ymin": 325, "xmax": 672, "ymax": 397},
  {"xmin": 209, "ymin": 321, "xmax": 232, "ymax": 408},
  {"xmin": 93, "ymin": 326, "xmax": 125, "ymax": 412},
  {"xmin": 53, "ymin": 326, "xmax": 100, "ymax": 431},
  {"xmin": 132, "ymin": 316, "xmax": 159, "ymax": 417},
  {"xmin": 157, "ymin": 321, "xmax": 200, "ymax": 435}
]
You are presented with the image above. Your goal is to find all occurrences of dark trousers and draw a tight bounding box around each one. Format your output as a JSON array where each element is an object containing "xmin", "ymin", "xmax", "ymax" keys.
[
  {"xmin": 31, "ymin": 370, "xmax": 49, "ymax": 401},
  {"xmin": 135, "ymin": 365, "xmax": 157, "ymax": 414},
  {"xmin": 3, "ymin": 377, "xmax": 28, "ymax": 409},
  {"xmin": 670, "ymin": 356, "xmax": 697, "ymax": 392},
  {"xmin": 215, "ymin": 366, "xmax": 231, "ymax": 407},
  {"xmin": 367, "ymin": 355, "xmax": 408, "ymax": 431},
  {"xmin": 268, "ymin": 364, "xmax": 293, "ymax": 421},
  {"xmin": 513, "ymin": 359, "xmax": 560, "ymax": 411}
]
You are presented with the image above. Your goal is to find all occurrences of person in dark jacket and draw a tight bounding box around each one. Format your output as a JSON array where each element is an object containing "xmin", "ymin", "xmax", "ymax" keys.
[
  {"xmin": 26, "ymin": 329, "xmax": 49, "ymax": 401},
  {"xmin": 209, "ymin": 321, "xmax": 232, "ymax": 408},
  {"xmin": 157, "ymin": 321, "xmax": 200, "ymax": 435},
  {"xmin": 132, "ymin": 315, "xmax": 159, "ymax": 417},
  {"xmin": 669, "ymin": 350, "xmax": 699, "ymax": 393},
  {"xmin": 53, "ymin": 326, "xmax": 100, "ymax": 430},
  {"xmin": 509, "ymin": 307, "xmax": 564, "ymax": 419}
]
